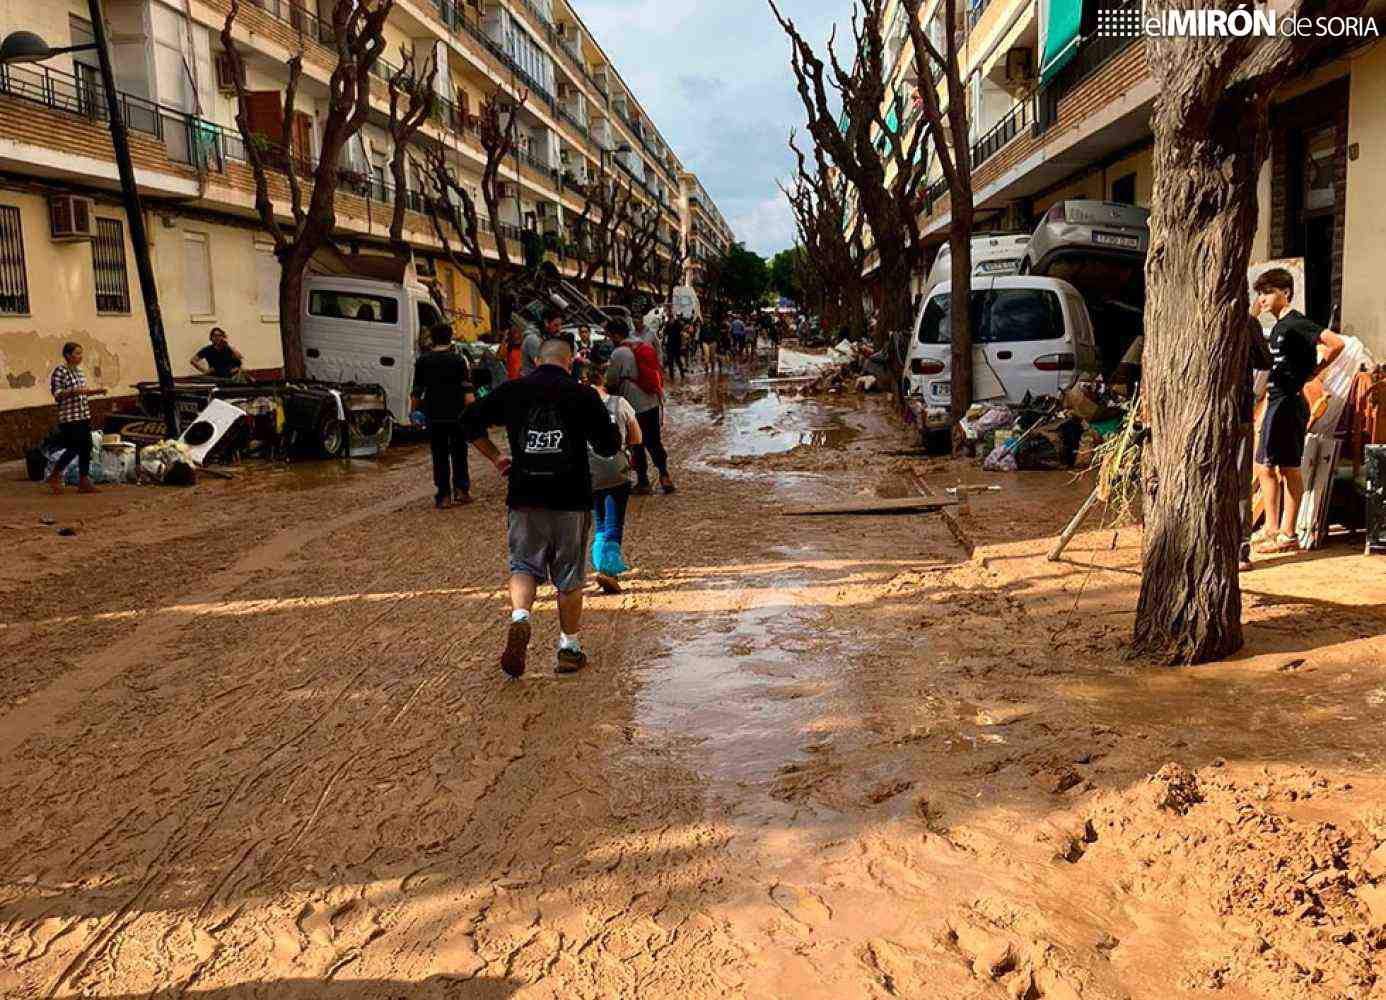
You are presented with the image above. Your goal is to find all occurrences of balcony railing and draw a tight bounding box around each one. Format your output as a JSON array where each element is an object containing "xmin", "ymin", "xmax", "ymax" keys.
[
  {"xmin": 971, "ymin": 93, "xmax": 1036, "ymax": 170},
  {"xmin": 248, "ymin": 0, "xmax": 334, "ymax": 46}
]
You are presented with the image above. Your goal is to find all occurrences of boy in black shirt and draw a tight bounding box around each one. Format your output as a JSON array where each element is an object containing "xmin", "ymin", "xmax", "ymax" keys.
[
  {"xmin": 412, "ymin": 324, "xmax": 475, "ymax": 509},
  {"xmin": 1249, "ymin": 268, "xmax": 1344, "ymax": 554}
]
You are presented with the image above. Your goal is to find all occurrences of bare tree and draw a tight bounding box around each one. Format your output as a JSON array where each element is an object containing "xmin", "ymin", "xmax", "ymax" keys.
[
  {"xmin": 1133, "ymin": 0, "xmax": 1365, "ymax": 664},
  {"xmin": 781, "ymin": 129, "xmax": 868, "ymax": 341},
  {"xmin": 769, "ymin": 0, "xmax": 933, "ymax": 357},
  {"xmin": 660, "ymin": 238, "xmax": 689, "ymax": 307},
  {"xmin": 614, "ymin": 202, "xmax": 661, "ymax": 303},
  {"xmin": 568, "ymin": 159, "xmax": 637, "ymax": 303},
  {"xmin": 901, "ymin": 0, "xmax": 975, "ymax": 424},
  {"xmin": 220, "ymin": 0, "xmax": 392, "ymax": 378},
  {"xmin": 419, "ymin": 89, "xmax": 528, "ymax": 332},
  {"xmin": 385, "ymin": 46, "xmax": 437, "ymax": 261}
]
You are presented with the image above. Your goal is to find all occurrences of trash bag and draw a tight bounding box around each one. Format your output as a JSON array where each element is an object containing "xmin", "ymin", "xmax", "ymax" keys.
[
  {"xmin": 983, "ymin": 443, "xmax": 1018, "ymax": 472},
  {"xmin": 139, "ymin": 439, "xmax": 197, "ymax": 486}
]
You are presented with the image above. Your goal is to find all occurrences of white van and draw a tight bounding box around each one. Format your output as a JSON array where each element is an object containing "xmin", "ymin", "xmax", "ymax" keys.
[
  {"xmin": 923, "ymin": 233, "xmax": 1032, "ymax": 297},
  {"xmin": 904, "ymin": 275, "xmax": 1098, "ymax": 415},
  {"xmin": 301, "ymin": 274, "xmax": 444, "ymax": 433}
]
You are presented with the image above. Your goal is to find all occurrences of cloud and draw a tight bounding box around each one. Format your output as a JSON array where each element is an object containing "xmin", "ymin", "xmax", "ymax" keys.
[{"xmin": 574, "ymin": 0, "xmax": 848, "ymax": 258}]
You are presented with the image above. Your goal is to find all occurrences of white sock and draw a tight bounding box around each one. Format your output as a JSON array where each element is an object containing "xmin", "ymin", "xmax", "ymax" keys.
[
  {"xmin": 559, "ymin": 632, "xmax": 582, "ymax": 652},
  {"xmin": 511, "ymin": 609, "xmax": 531, "ymax": 623}
]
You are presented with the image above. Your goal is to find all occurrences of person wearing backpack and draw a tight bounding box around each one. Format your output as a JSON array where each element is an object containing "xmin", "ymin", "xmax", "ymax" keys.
[
  {"xmin": 463, "ymin": 338, "xmax": 622, "ymax": 678},
  {"xmin": 605, "ymin": 317, "xmax": 676, "ymax": 495},
  {"xmin": 586, "ymin": 363, "xmax": 642, "ymax": 594}
]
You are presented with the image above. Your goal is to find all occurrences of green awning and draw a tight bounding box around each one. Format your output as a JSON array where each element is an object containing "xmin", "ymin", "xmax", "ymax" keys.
[{"xmin": 1039, "ymin": 0, "xmax": 1083, "ymax": 85}]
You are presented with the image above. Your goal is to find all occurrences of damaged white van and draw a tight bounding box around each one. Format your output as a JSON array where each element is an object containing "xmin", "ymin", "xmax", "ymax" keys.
[{"xmin": 904, "ymin": 275, "xmax": 1099, "ymax": 444}]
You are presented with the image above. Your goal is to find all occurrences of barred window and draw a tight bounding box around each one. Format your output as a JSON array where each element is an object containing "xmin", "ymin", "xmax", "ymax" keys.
[
  {"xmin": 0, "ymin": 205, "xmax": 29, "ymax": 315},
  {"xmin": 92, "ymin": 217, "xmax": 131, "ymax": 314}
]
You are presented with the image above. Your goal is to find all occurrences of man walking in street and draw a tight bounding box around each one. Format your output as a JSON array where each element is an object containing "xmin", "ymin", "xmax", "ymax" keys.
[
  {"xmin": 46, "ymin": 341, "xmax": 107, "ymax": 494},
  {"xmin": 464, "ymin": 338, "xmax": 621, "ymax": 677},
  {"xmin": 413, "ymin": 324, "xmax": 475, "ymax": 509},
  {"xmin": 605, "ymin": 317, "xmax": 675, "ymax": 495},
  {"xmin": 519, "ymin": 312, "xmax": 552, "ymax": 378},
  {"xmin": 664, "ymin": 314, "xmax": 688, "ymax": 382},
  {"xmin": 1249, "ymin": 268, "xmax": 1345, "ymax": 555}
]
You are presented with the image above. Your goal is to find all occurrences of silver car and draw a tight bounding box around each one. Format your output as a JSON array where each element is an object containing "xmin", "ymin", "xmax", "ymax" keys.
[{"xmin": 1021, "ymin": 200, "xmax": 1149, "ymax": 374}]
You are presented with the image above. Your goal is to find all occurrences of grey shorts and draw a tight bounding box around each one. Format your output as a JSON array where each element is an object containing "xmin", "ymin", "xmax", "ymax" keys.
[{"xmin": 507, "ymin": 508, "xmax": 593, "ymax": 592}]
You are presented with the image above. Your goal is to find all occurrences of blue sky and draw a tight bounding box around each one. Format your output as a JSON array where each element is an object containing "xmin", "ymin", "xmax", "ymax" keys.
[{"xmin": 576, "ymin": 0, "xmax": 849, "ymax": 259}]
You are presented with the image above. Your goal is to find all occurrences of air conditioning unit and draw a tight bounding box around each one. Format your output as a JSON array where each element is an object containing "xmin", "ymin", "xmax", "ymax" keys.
[
  {"xmin": 214, "ymin": 53, "xmax": 238, "ymax": 93},
  {"xmin": 1005, "ymin": 48, "xmax": 1034, "ymax": 84},
  {"xmin": 49, "ymin": 194, "xmax": 96, "ymax": 241}
]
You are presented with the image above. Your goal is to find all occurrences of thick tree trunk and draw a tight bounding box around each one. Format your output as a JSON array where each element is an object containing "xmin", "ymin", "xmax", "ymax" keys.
[
  {"xmin": 278, "ymin": 263, "xmax": 307, "ymax": 379},
  {"xmin": 948, "ymin": 209, "xmax": 975, "ymax": 426},
  {"xmin": 1134, "ymin": 95, "xmax": 1265, "ymax": 664}
]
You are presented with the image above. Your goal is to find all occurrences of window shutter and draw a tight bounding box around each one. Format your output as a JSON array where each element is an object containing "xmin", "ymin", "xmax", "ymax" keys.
[
  {"xmin": 255, "ymin": 243, "xmax": 278, "ymax": 318},
  {"xmin": 183, "ymin": 232, "xmax": 213, "ymax": 317},
  {"xmin": 292, "ymin": 111, "xmax": 313, "ymax": 163},
  {"xmin": 245, "ymin": 91, "xmax": 284, "ymax": 142}
]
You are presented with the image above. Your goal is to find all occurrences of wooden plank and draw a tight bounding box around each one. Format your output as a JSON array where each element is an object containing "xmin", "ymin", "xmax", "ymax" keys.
[{"xmin": 781, "ymin": 496, "xmax": 962, "ymax": 517}]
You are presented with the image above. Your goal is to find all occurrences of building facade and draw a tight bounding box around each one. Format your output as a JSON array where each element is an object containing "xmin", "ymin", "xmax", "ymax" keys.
[
  {"xmin": 863, "ymin": 0, "xmax": 1385, "ymax": 355},
  {"xmin": 679, "ymin": 170, "xmax": 734, "ymax": 305},
  {"xmin": 0, "ymin": 0, "xmax": 734, "ymax": 453}
]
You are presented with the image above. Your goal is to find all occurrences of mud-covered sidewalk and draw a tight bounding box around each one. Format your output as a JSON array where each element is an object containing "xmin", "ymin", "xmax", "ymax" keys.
[{"xmin": 3, "ymin": 362, "xmax": 1386, "ymax": 1000}]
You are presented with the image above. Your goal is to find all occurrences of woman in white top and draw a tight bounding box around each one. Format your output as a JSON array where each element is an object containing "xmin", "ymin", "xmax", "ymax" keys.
[{"xmin": 587, "ymin": 363, "xmax": 642, "ymax": 594}]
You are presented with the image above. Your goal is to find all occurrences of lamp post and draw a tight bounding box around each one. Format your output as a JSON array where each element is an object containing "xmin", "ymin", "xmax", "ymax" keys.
[{"xmin": 3, "ymin": 1, "xmax": 180, "ymax": 440}]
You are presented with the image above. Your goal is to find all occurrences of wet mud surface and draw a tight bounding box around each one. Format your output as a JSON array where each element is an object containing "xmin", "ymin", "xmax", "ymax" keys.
[{"xmin": 2, "ymin": 350, "xmax": 1386, "ymax": 998}]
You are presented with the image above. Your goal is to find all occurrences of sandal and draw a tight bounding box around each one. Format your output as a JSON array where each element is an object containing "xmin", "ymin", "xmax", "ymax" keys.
[{"xmin": 1254, "ymin": 534, "xmax": 1300, "ymax": 555}]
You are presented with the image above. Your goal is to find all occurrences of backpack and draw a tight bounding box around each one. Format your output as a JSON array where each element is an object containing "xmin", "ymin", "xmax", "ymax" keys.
[
  {"xmin": 625, "ymin": 339, "xmax": 664, "ymax": 397},
  {"xmin": 589, "ymin": 396, "xmax": 631, "ymax": 490},
  {"xmin": 519, "ymin": 399, "xmax": 582, "ymax": 483}
]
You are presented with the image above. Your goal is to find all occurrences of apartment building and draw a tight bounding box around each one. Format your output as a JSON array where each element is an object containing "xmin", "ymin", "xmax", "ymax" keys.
[
  {"xmin": 0, "ymin": 0, "xmax": 734, "ymax": 452},
  {"xmin": 864, "ymin": 0, "xmax": 1386, "ymax": 357},
  {"xmin": 679, "ymin": 170, "xmax": 734, "ymax": 302}
]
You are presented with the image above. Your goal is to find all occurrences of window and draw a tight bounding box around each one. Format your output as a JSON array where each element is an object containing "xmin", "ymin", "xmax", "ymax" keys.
[
  {"xmin": 0, "ymin": 205, "xmax": 29, "ymax": 315},
  {"xmin": 254, "ymin": 243, "xmax": 278, "ymax": 319},
  {"xmin": 918, "ymin": 290, "xmax": 1064, "ymax": 344},
  {"xmin": 308, "ymin": 289, "xmax": 399, "ymax": 324},
  {"xmin": 182, "ymin": 231, "xmax": 214, "ymax": 317},
  {"xmin": 92, "ymin": 217, "xmax": 131, "ymax": 313},
  {"xmin": 1111, "ymin": 172, "xmax": 1136, "ymax": 206},
  {"xmin": 418, "ymin": 299, "xmax": 443, "ymax": 330}
]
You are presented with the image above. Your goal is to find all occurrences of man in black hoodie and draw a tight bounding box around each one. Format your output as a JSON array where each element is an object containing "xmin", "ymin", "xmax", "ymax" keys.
[
  {"xmin": 412, "ymin": 325, "xmax": 474, "ymax": 509},
  {"xmin": 464, "ymin": 338, "xmax": 621, "ymax": 678}
]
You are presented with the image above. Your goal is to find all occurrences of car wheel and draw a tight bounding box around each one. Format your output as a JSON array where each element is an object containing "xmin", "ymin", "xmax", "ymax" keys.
[{"xmin": 318, "ymin": 414, "xmax": 347, "ymax": 457}]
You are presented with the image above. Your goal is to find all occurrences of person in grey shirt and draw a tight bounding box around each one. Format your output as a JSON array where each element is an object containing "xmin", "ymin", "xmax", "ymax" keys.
[{"xmin": 604, "ymin": 316, "xmax": 674, "ymax": 495}]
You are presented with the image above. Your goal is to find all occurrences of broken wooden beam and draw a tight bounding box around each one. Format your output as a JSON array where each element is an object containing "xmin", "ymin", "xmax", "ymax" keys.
[{"xmin": 781, "ymin": 496, "xmax": 962, "ymax": 517}]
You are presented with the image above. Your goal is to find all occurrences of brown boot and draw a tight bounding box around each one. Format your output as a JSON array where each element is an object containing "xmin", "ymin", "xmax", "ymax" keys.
[
  {"xmin": 45, "ymin": 472, "xmax": 64, "ymax": 495},
  {"xmin": 78, "ymin": 477, "xmax": 100, "ymax": 494}
]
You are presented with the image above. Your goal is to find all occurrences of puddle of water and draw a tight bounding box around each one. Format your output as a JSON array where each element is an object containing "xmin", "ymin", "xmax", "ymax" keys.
[
  {"xmin": 632, "ymin": 598, "xmax": 854, "ymax": 786},
  {"xmin": 222, "ymin": 445, "xmax": 419, "ymax": 494}
]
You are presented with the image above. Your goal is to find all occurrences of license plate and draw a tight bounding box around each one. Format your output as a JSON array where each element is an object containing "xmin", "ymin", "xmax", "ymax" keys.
[
  {"xmin": 931, "ymin": 381, "xmax": 951, "ymax": 400},
  {"xmin": 978, "ymin": 258, "xmax": 1020, "ymax": 274},
  {"xmin": 1093, "ymin": 231, "xmax": 1140, "ymax": 250}
]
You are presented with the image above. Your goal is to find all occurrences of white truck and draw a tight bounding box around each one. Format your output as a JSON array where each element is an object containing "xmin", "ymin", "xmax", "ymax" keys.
[{"xmin": 300, "ymin": 271, "xmax": 445, "ymax": 441}]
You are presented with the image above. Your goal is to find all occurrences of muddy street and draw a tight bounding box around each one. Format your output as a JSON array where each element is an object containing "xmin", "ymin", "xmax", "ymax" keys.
[{"xmin": 3, "ymin": 362, "xmax": 1386, "ymax": 1000}]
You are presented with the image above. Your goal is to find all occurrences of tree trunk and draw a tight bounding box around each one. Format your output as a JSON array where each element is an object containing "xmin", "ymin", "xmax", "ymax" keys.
[
  {"xmin": 948, "ymin": 210, "xmax": 975, "ymax": 427},
  {"xmin": 278, "ymin": 263, "xmax": 307, "ymax": 379},
  {"xmin": 1134, "ymin": 96, "xmax": 1264, "ymax": 664}
]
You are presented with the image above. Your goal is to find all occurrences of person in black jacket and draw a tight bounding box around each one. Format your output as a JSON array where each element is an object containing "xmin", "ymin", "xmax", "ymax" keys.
[
  {"xmin": 463, "ymin": 337, "xmax": 622, "ymax": 678},
  {"xmin": 412, "ymin": 324, "xmax": 475, "ymax": 509}
]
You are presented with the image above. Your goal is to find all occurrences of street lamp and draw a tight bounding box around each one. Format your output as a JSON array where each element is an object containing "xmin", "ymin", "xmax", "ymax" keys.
[{"xmin": 3, "ymin": 0, "xmax": 180, "ymax": 440}]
